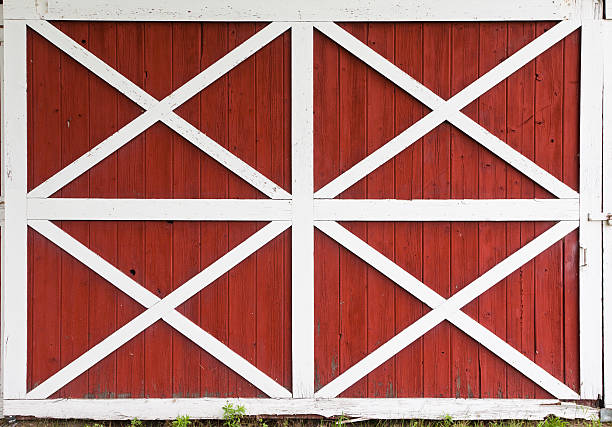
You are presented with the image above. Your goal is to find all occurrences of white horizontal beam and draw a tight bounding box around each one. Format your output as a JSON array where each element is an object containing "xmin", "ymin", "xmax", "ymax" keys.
[
  {"xmin": 314, "ymin": 199, "xmax": 579, "ymax": 222},
  {"xmin": 3, "ymin": 398, "xmax": 598, "ymax": 420},
  {"xmin": 26, "ymin": 198, "xmax": 579, "ymax": 222},
  {"xmin": 27, "ymin": 199, "xmax": 292, "ymax": 221},
  {"xmin": 8, "ymin": 0, "xmax": 579, "ymax": 21}
]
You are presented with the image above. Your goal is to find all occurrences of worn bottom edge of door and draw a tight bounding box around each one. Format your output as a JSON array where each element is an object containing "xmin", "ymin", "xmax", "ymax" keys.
[{"xmin": 2, "ymin": 398, "xmax": 599, "ymax": 420}]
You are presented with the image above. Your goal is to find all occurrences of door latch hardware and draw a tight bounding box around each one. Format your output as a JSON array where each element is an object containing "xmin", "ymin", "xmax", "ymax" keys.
[{"xmin": 588, "ymin": 212, "xmax": 612, "ymax": 225}]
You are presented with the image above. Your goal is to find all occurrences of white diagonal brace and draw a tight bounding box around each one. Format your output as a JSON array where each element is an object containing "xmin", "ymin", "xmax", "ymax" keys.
[
  {"xmin": 314, "ymin": 220, "xmax": 579, "ymax": 399},
  {"xmin": 313, "ymin": 20, "xmax": 580, "ymax": 200},
  {"xmin": 26, "ymin": 20, "xmax": 291, "ymax": 200},
  {"xmin": 26, "ymin": 219, "xmax": 291, "ymax": 399},
  {"xmin": 27, "ymin": 220, "xmax": 291, "ymax": 398}
]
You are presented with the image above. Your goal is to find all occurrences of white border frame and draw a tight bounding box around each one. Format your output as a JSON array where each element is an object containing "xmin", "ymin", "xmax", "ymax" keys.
[
  {"xmin": 603, "ymin": 16, "xmax": 612, "ymax": 411},
  {"xmin": 2, "ymin": 398, "xmax": 600, "ymax": 421},
  {"xmin": 5, "ymin": 0, "xmax": 580, "ymax": 22},
  {"xmin": 1, "ymin": 0, "xmax": 606, "ymax": 419},
  {"xmin": 579, "ymin": 0, "xmax": 604, "ymax": 401}
]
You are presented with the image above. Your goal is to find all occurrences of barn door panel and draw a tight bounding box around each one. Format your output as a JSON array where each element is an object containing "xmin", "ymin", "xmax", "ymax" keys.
[
  {"xmin": 26, "ymin": 219, "xmax": 291, "ymax": 398},
  {"xmin": 19, "ymin": 20, "xmax": 294, "ymax": 400},
  {"xmin": 2, "ymin": 0, "xmax": 606, "ymax": 418},
  {"xmin": 313, "ymin": 220, "xmax": 575, "ymax": 398},
  {"xmin": 311, "ymin": 20, "xmax": 584, "ymax": 400},
  {"xmin": 27, "ymin": 23, "xmax": 291, "ymax": 200}
]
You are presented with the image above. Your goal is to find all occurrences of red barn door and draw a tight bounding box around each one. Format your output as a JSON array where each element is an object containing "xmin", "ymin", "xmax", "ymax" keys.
[{"xmin": 1, "ymin": 0, "xmax": 605, "ymax": 419}]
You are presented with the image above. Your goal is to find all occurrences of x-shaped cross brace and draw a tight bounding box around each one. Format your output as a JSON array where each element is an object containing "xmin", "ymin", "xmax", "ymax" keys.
[
  {"xmin": 26, "ymin": 20, "xmax": 292, "ymax": 200},
  {"xmin": 26, "ymin": 219, "xmax": 292, "ymax": 399},
  {"xmin": 313, "ymin": 21, "xmax": 580, "ymax": 201},
  {"xmin": 314, "ymin": 221, "xmax": 579, "ymax": 399}
]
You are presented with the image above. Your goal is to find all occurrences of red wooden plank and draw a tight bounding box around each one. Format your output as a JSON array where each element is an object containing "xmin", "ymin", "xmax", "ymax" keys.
[
  {"xmin": 534, "ymin": 22, "xmax": 565, "ymax": 397},
  {"xmin": 313, "ymin": 28, "xmax": 341, "ymax": 392},
  {"xmin": 506, "ymin": 22, "xmax": 537, "ymax": 399},
  {"xmin": 254, "ymin": 23, "xmax": 290, "ymax": 390},
  {"xmin": 338, "ymin": 22, "xmax": 368, "ymax": 398},
  {"xmin": 26, "ymin": 29, "xmax": 34, "ymax": 392},
  {"xmin": 172, "ymin": 22, "xmax": 202, "ymax": 398},
  {"xmin": 450, "ymin": 22, "xmax": 480, "ymax": 399},
  {"xmin": 393, "ymin": 22, "xmax": 425, "ymax": 398},
  {"xmin": 199, "ymin": 22, "xmax": 231, "ymax": 398},
  {"xmin": 57, "ymin": 22, "xmax": 91, "ymax": 398},
  {"xmin": 143, "ymin": 23, "xmax": 174, "ymax": 398},
  {"xmin": 422, "ymin": 23, "xmax": 452, "ymax": 398},
  {"xmin": 282, "ymin": 29, "xmax": 293, "ymax": 391},
  {"xmin": 477, "ymin": 22, "xmax": 508, "ymax": 398},
  {"xmin": 87, "ymin": 22, "xmax": 119, "ymax": 398},
  {"xmin": 29, "ymin": 29, "xmax": 62, "ymax": 393},
  {"xmin": 365, "ymin": 23, "xmax": 395, "ymax": 398},
  {"xmin": 227, "ymin": 23, "xmax": 259, "ymax": 397},
  {"xmin": 562, "ymin": 29, "xmax": 581, "ymax": 393},
  {"xmin": 115, "ymin": 22, "xmax": 146, "ymax": 398}
]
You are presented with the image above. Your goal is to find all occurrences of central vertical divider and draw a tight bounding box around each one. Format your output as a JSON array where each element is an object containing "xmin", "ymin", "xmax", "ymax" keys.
[{"xmin": 290, "ymin": 22, "xmax": 315, "ymax": 398}]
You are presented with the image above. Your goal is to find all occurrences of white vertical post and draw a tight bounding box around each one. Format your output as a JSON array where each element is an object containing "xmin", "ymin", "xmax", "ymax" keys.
[
  {"xmin": 2, "ymin": 20, "xmax": 28, "ymax": 399},
  {"xmin": 291, "ymin": 22, "xmax": 314, "ymax": 398},
  {"xmin": 603, "ymin": 19, "xmax": 612, "ymax": 409},
  {"xmin": 0, "ymin": 11, "xmax": 4, "ymax": 411},
  {"xmin": 580, "ymin": 0, "xmax": 604, "ymax": 400}
]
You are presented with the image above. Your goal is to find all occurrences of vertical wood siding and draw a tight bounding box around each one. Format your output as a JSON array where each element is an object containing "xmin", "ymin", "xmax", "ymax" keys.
[
  {"xmin": 25, "ymin": 21, "xmax": 579, "ymax": 399},
  {"xmin": 312, "ymin": 22, "xmax": 580, "ymax": 398},
  {"xmin": 26, "ymin": 22, "xmax": 292, "ymax": 398}
]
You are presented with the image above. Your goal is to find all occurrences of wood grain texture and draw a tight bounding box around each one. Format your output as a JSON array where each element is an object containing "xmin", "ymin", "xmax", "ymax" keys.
[
  {"xmin": 421, "ymin": 22, "xmax": 452, "ymax": 398},
  {"xmin": 312, "ymin": 22, "xmax": 580, "ymax": 398},
  {"xmin": 26, "ymin": 22, "xmax": 291, "ymax": 399},
  {"xmin": 393, "ymin": 23, "xmax": 425, "ymax": 398},
  {"xmin": 506, "ymin": 22, "xmax": 537, "ymax": 399},
  {"xmin": 87, "ymin": 21, "xmax": 119, "ymax": 399},
  {"xmin": 534, "ymin": 21, "xmax": 565, "ymax": 398},
  {"xmin": 25, "ymin": 21, "xmax": 579, "ymax": 399},
  {"xmin": 450, "ymin": 22, "xmax": 480, "ymax": 399}
]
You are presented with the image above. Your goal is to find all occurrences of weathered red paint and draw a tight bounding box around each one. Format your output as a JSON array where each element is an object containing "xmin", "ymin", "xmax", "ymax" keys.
[{"xmin": 25, "ymin": 22, "xmax": 579, "ymax": 399}]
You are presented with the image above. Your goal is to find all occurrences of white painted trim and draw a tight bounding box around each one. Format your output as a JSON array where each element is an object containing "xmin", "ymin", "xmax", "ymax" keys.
[
  {"xmin": 27, "ymin": 198, "xmax": 579, "ymax": 222},
  {"xmin": 27, "ymin": 198, "xmax": 292, "ymax": 221},
  {"xmin": 0, "ymin": 4, "xmax": 603, "ymax": 416},
  {"xmin": 3, "ymin": 0, "xmax": 43, "ymax": 20},
  {"xmin": 291, "ymin": 23, "xmax": 315, "ymax": 398},
  {"xmin": 2, "ymin": 20, "xmax": 28, "ymax": 400},
  {"xmin": 0, "ymin": 11, "xmax": 5, "ymax": 411},
  {"xmin": 2, "ymin": 398, "xmax": 599, "ymax": 420},
  {"xmin": 25, "ymin": 20, "xmax": 291, "ymax": 200},
  {"xmin": 1, "ymin": 0, "xmax": 579, "ymax": 21},
  {"xmin": 313, "ymin": 199, "xmax": 579, "ymax": 222},
  {"xmin": 603, "ymin": 19, "xmax": 612, "ymax": 410},
  {"xmin": 579, "ymin": 0, "xmax": 604, "ymax": 400},
  {"xmin": 315, "ymin": 220, "xmax": 579, "ymax": 399},
  {"xmin": 26, "ymin": 220, "xmax": 291, "ymax": 399},
  {"xmin": 313, "ymin": 21, "xmax": 580, "ymax": 200}
]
